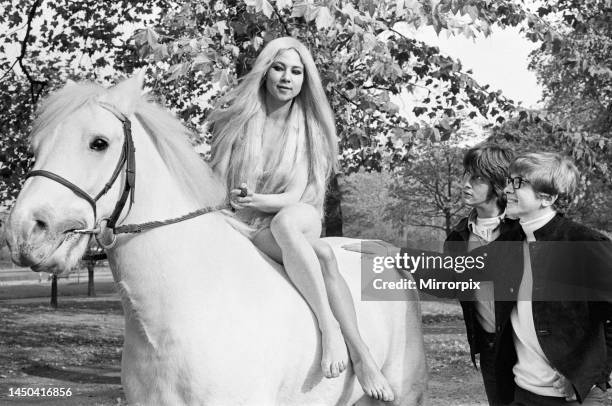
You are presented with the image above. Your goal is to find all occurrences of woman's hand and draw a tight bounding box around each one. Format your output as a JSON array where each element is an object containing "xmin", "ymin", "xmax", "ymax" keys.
[{"xmin": 229, "ymin": 184, "xmax": 259, "ymax": 210}]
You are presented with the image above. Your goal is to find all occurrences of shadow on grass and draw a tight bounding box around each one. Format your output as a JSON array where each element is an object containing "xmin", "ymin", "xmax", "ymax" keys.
[{"xmin": 22, "ymin": 364, "xmax": 121, "ymax": 385}]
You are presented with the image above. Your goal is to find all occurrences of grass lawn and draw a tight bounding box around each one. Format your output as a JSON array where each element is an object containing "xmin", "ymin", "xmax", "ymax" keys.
[{"xmin": 3, "ymin": 276, "xmax": 607, "ymax": 405}]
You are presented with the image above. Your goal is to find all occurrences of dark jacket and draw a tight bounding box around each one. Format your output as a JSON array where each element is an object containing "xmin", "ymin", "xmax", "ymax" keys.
[
  {"xmin": 443, "ymin": 215, "xmax": 519, "ymax": 366},
  {"xmin": 491, "ymin": 214, "xmax": 612, "ymax": 404},
  {"xmin": 403, "ymin": 213, "xmax": 612, "ymax": 403}
]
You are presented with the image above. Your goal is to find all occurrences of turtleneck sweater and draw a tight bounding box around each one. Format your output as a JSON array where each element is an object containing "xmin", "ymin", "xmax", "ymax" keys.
[
  {"xmin": 467, "ymin": 211, "xmax": 504, "ymax": 333},
  {"xmin": 511, "ymin": 210, "xmax": 560, "ymax": 397}
]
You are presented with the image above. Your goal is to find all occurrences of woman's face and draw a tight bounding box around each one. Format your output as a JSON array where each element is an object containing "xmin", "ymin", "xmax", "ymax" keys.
[{"xmin": 265, "ymin": 49, "xmax": 304, "ymax": 104}]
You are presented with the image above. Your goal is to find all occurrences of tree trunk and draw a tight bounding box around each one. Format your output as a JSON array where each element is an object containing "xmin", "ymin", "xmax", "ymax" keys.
[
  {"xmin": 50, "ymin": 275, "xmax": 58, "ymax": 309},
  {"xmin": 444, "ymin": 207, "xmax": 452, "ymax": 237},
  {"xmin": 87, "ymin": 262, "xmax": 96, "ymax": 297},
  {"xmin": 324, "ymin": 173, "xmax": 343, "ymax": 237}
]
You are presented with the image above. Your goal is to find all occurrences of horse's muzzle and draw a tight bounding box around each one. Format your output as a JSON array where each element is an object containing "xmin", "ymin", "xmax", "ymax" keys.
[{"xmin": 4, "ymin": 207, "xmax": 89, "ymax": 273}]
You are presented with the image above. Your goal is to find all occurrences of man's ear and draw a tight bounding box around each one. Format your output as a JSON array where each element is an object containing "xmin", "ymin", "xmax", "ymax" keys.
[
  {"xmin": 98, "ymin": 69, "xmax": 146, "ymax": 116},
  {"xmin": 540, "ymin": 193, "xmax": 558, "ymax": 208}
]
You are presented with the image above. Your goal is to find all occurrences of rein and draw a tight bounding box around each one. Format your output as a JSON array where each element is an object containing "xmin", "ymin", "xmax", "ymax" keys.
[{"xmin": 26, "ymin": 102, "xmax": 226, "ymax": 250}]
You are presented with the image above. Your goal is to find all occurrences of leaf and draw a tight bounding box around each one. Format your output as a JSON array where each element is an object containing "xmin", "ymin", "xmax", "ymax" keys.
[
  {"xmin": 304, "ymin": 4, "xmax": 320, "ymax": 22},
  {"xmin": 192, "ymin": 54, "xmax": 211, "ymax": 66},
  {"xmin": 464, "ymin": 5, "xmax": 479, "ymax": 21},
  {"xmin": 341, "ymin": 3, "xmax": 360, "ymax": 22},
  {"xmin": 395, "ymin": 0, "xmax": 406, "ymax": 16},
  {"xmin": 413, "ymin": 106, "xmax": 427, "ymax": 116},
  {"xmin": 253, "ymin": 36, "xmax": 264, "ymax": 51},
  {"xmin": 260, "ymin": 0, "xmax": 275, "ymax": 18},
  {"xmin": 216, "ymin": 20, "xmax": 228, "ymax": 33},
  {"xmin": 291, "ymin": 0, "xmax": 310, "ymax": 18},
  {"xmin": 152, "ymin": 43, "xmax": 169, "ymax": 61},
  {"xmin": 439, "ymin": 118, "xmax": 451, "ymax": 130},
  {"xmin": 168, "ymin": 63, "xmax": 185, "ymax": 81},
  {"xmin": 276, "ymin": 0, "xmax": 293, "ymax": 10},
  {"xmin": 362, "ymin": 32, "xmax": 378, "ymax": 52},
  {"xmin": 315, "ymin": 6, "xmax": 333, "ymax": 29},
  {"xmin": 432, "ymin": 127, "xmax": 441, "ymax": 141}
]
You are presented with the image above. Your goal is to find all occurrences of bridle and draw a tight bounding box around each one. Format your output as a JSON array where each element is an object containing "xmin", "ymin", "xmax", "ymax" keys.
[{"xmin": 26, "ymin": 102, "xmax": 225, "ymax": 249}]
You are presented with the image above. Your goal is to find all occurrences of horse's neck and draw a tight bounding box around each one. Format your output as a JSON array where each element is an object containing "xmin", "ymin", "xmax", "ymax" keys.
[
  {"xmin": 107, "ymin": 118, "xmax": 233, "ymax": 346},
  {"xmin": 123, "ymin": 124, "xmax": 196, "ymax": 224}
]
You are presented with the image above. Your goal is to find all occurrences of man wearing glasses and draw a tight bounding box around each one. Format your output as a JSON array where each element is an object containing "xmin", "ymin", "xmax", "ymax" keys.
[
  {"xmin": 497, "ymin": 152, "xmax": 611, "ymax": 405},
  {"xmin": 345, "ymin": 151, "xmax": 612, "ymax": 405}
]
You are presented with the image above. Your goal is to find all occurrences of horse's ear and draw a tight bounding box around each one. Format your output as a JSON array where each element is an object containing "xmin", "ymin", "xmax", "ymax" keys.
[{"xmin": 101, "ymin": 69, "xmax": 146, "ymax": 116}]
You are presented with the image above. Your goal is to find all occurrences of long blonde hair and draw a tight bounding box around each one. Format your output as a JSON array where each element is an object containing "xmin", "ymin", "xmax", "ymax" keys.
[{"xmin": 209, "ymin": 37, "xmax": 337, "ymax": 211}]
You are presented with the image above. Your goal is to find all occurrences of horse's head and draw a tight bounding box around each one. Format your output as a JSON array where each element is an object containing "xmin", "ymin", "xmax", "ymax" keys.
[{"xmin": 4, "ymin": 72, "xmax": 145, "ymax": 274}]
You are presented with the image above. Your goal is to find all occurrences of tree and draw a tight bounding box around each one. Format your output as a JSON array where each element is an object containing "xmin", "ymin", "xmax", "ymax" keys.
[
  {"xmin": 488, "ymin": 0, "xmax": 612, "ymax": 231},
  {"xmin": 4, "ymin": 0, "xmax": 606, "ymax": 235},
  {"xmin": 0, "ymin": 1, "xmax": 537, "ymax": 201},
  {"xmin": 489, "ymin": 115, "xmax": 612, "ymax": 230},
  {"xmin": 386, "ymin": 139, "xmax": 467, "ymax": 240}
]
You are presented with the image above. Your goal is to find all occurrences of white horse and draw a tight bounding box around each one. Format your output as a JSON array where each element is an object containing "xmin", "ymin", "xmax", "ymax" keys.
[{"xmin": 4, "ymin": 73, "xmax": 427, "ymax": 406}]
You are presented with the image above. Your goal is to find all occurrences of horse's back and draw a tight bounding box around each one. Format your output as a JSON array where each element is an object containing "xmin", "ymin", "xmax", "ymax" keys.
[{"xmin": 118, "ymin": 218, "xmax": 426, "ymax": 405}]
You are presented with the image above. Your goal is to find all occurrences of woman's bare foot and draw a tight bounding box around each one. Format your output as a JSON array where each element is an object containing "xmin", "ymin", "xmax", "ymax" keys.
[
  {"xmin": 321, "ymin": 324, "xmax": 349, "ymax": 378},
  {"xmin": 353, "ymin": 354, "xmax": 395, "ymax": 402}
]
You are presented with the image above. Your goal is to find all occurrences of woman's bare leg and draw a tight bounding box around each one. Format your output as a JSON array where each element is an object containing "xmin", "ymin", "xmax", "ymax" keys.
[
  {"xmin": 253, "ymin": 203, "xmax": 348, "ymax": 378},
  {"xmin": 311, "ymin": 239, "xmax": 395, "ymax": 402}
]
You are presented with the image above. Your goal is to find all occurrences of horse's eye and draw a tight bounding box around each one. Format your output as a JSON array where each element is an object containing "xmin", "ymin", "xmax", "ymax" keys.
[{"xmin": 89, "ymin": 137, "xmax": 109, "ymax": 151}]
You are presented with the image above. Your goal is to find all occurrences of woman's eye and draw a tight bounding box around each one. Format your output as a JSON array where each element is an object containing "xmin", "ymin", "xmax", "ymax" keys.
[
  {"xmin": 89, "ymin": 137, "xmax": 109, "ymax": 151},
  {"xmin": 292, "ymin": 70, "xmax": 303, "ymax": 75},
  {"xmin": 273, "ymin": 65, "xmax": 283, "ymax": 71}
]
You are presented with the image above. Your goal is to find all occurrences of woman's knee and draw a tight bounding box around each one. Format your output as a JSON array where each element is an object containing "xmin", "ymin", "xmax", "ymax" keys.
[
  {"xmin": 270, "ymin": 209, "xmax": 295, "ymax": 239},
  {"xmin": 313, "ymin": 240, "xmax": 334, "ymax": 263},
  {"xmin": 270, "ymin": 203, "xmax": 320, "ymax": 238}
]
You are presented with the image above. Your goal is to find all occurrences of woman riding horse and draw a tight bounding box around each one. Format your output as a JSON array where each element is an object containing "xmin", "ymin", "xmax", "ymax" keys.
[{"xmin": 208, "ymin": 36, "xmax": 394, "ymax": 402}]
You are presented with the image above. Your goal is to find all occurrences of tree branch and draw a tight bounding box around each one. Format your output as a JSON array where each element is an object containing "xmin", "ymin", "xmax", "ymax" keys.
[
  {"xmin": 332, "ymin": 86, "xmax": 360, "ymax": 107},
  {"xmin": 271, "ymin": 3, "xmax": 290, "ymax": 36},
  {"xmin": 0, "ymin": 59, "xmax": 19, "ymax": 82},
  {"xmin": 16, "ymin": 0, "xmax": 47, "ymax": 105}
]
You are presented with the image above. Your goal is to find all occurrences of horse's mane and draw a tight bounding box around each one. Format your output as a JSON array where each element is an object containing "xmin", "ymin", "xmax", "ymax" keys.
[{"xmin": 31, "ymin": 81, "xmax": 226, "ymax": 208}]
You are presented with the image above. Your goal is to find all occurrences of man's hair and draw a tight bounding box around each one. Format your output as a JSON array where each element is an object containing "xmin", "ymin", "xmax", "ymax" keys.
[
  {"xmin": 510, "ymin": 152, "xmax": 579, "ymax": 211},
  {"xmin": 463, "ymin": 143, "xmax": 514, "ymax": 210}
]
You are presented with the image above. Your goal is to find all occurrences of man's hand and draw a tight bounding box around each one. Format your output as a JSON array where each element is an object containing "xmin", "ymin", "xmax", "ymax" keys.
[
  {"xmin": 342, "ymin": 240, "xmax": 400, "ymax": 257},
  {"xmin": 552, "ymin": 371, "xmax": 576, "ymax": 401}
]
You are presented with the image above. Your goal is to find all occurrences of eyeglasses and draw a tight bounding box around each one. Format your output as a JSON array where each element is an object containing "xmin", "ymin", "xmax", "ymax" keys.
[{"xmin": 506, "ymin": 176, "xmax": 530, "ymax": 189}]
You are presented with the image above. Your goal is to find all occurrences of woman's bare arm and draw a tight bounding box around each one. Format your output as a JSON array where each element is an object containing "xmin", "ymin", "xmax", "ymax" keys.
[{"xmin": 230, "ymin": 155, "xmax": 309, "ymax": 213}]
